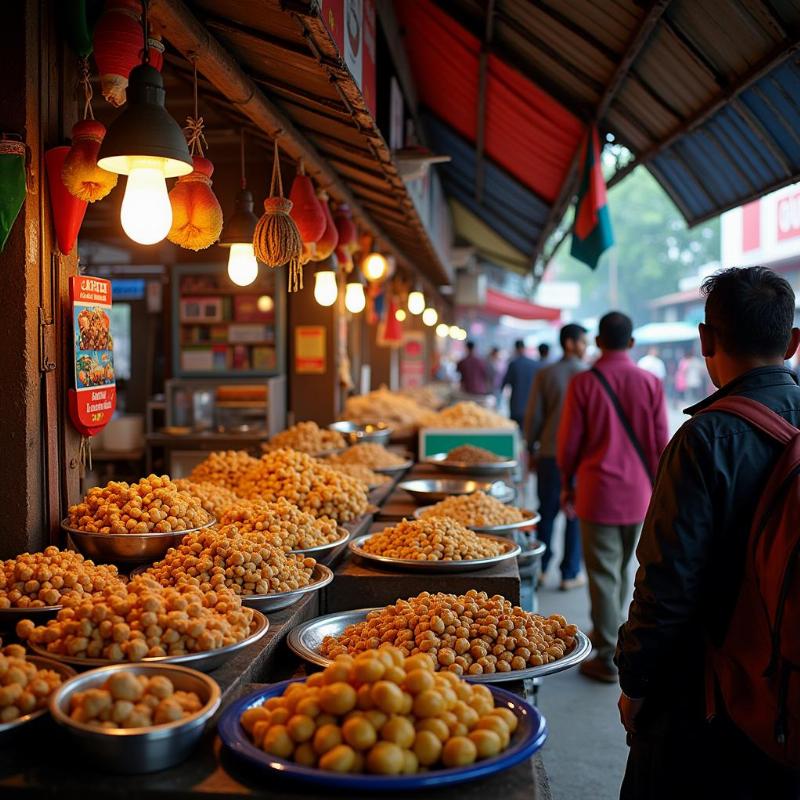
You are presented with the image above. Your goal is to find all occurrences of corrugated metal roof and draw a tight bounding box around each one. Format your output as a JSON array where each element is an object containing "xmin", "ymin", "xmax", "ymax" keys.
[{"xmin": 397, "ymin": 0, "xmax": 800, "ymax": 270}]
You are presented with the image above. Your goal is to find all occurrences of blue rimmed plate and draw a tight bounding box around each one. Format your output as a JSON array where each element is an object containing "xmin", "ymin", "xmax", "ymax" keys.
[{"xmin": 218, "ymin": 679, "xmax": 547, "ymax": 790}]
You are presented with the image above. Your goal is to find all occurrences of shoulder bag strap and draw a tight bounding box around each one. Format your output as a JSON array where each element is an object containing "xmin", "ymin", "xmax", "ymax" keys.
[
  {"xmin": 591, "ymin": 367, "xmax": 654, "ymax": 486},
  {"xmin": 702, "ymin": 395, "xmax": 797, "ymax": 445}
]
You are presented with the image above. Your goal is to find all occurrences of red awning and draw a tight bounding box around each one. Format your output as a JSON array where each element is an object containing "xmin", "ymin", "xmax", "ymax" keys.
[
  {"xmin": 395, "ymin": 0, "xmax": 583, "ymax": 204},
  {"xmin": 462, "ymin": 288, "xmax": 561, "ymax": 321}
]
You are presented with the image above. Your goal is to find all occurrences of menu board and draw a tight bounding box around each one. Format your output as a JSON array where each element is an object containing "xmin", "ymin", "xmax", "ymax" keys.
[{"xmin": 68, "ymin": 276, "xmax": 116, "ymax": 436}]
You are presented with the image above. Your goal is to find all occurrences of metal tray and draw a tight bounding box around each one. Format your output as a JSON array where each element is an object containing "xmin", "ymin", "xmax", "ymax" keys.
[
  {"xmin": 0, "ymin": 656, "xmax": 77, "ymax": 742},
  {"xmin": 426, "ymin": 452, "xmax": 519, "ymax": 475},
  {"xmin": 28, "ymin": 610, "xmax": 269, "ymax": 673},
  {"xmin": 62, "ymin": 518, "xmax": 217, "ymax": 565},
  {"xmin": 240, "ymin": 564, "xmax": 334, "ymax": 613},
  {"xmin": 372, "ymin": 457, "xmax": 414, "ymax": 475},
  {"xmin": 348, "ymin": 533, "xmax": 521, "ymax": 572},
  {"xmin": 329, "ymin": 421, "xmax": 393, "ymax": 446},
  {"xmin": 288, "ymin": 608, "xmax": 592, "ymax": 683},
  {"xmin": 288, "ymin": 526, "xmax": 350, "ymax": 558},
  {"xmin": 0, "ymin": 604, "xmax": 63, "ymax": 628},
  {"xmin": 219, "ymin": 680, "xmax": 547, "ymax": 790},
  {"xmin": 413, "ymin": 507, "xmax": 541, "ymax": 533},
  {"xmin": 398, "ymin": 478, "xmax": 515, "ymax": 505}
]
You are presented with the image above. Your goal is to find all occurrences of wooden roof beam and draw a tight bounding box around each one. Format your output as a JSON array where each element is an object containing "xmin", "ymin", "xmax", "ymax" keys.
[
  {"xmin": 148, "ymin": 0, "xmax": 417, "ymax": 275},
  {"xmin": 607, "ymin": 35, "xmax": 800, "ymax": 190},
  {"xmin": 474, "ymin": 0, "xmax": 495, "ymax": 204},
  {"xmin": 530, "ymin": 0, "xmax": 672, "ymax": 279}
]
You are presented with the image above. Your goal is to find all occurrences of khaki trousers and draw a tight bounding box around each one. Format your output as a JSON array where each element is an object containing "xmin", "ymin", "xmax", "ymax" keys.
[{"xmin": 579, "ymin": 521, "xmax": 641, "ymax": 662}]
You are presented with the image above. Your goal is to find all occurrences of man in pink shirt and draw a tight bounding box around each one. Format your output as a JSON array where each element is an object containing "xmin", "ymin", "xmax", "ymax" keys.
[{"xmin": 557, "ymin": 311, "xmax": 668, "ymax": 683}]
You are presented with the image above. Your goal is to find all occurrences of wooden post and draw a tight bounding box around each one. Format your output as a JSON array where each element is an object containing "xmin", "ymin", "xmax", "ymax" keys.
[{"xmin": 0, "ymin": 2, "xmax": 80, "ymax": 557}]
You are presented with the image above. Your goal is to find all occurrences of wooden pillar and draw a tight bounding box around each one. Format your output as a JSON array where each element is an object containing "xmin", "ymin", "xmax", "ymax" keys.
[
  {"xmin": 0, "ymin": 2, "xmax": 80, "ymax": 558},
  {"xmin": 287, "ymin": 283, "xmax": 341, "ymax": 426},
  {"xmin": 368, "ymin": 322, "xmax": 396, "ymax": 390}
]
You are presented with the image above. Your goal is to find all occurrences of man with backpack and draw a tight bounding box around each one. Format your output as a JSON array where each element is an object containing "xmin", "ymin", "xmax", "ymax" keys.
[
  {"xmin": 558, "ymin": 311, "xmax": 668, "ymax": 683},
  {"xmin": 616, "ymin": 266, "xmax": 800, "ymax": 798}
]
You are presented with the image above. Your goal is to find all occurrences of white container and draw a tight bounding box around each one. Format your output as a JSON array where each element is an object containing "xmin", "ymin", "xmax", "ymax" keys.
[{"xmin": 103, "ymin": 414, "xmax": 144, "ymax": 452}]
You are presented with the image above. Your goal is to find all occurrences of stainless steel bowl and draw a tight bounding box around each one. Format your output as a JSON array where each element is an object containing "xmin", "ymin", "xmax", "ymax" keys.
[
  {"xmin": 240, "ymin": 564, "xmax": 334, "ymax": 613},
  {"xmin": 0, "ymin": 604, "xmax": 62, "ymax": 632},
  {"xmin": 0, "ymin": 656, "xmax": 76, "ymax": 742},
  {"xmin": 29, "ymin": 610, "xmax": 269, "ymax": 673},
  {"xmin": 329, "ymin": 420, "xmax": 393, "ymax": 445},
  {"xmin": 398, "ymin": 479, "xmax": 515, "ymax": 504},
  {"xmin": 62, "ymin": 518, "xmax": 217, "ymax": 565},
  {"xmin": 413, "ymin": 507, "xmax": 541, "ymax": 533},
  {"xmin": 348, "ymin": 533, "xmax": 522, "ymax": 573},
  {"xmin": 425, "ymin": 452, "xmax": 518, "ymax": 476},
  {"xmin": 49, "ymin": 663, "xmax": 220, "ymax": 773}
]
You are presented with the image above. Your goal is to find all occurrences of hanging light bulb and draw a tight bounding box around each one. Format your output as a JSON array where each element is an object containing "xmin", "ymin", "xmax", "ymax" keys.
[
  {"xmin": 314, "ymin": 256, "xmax": 338, "ymax": 307},
  {"xmin": 345, "ymin": 276, "xmax": 366, "ymax": 314},
  {"xmin": 257, "ymin": 295, "xmax": 274, "ymax": 313},
  {"xmin": 436, "ymin": 323, "xmax": 449, "ymax": 338},
  {"xmin": 449, "ymin": 325, "xmax": 460, "ymax": 339},
  {"xmin": 220, "ymin": 130, "xmax": 260, "ymax": 281},
  {"xmin": 407, "ymin": 285, "xmax": 426, "ymax": 315},
  {"xmin": 422, "ymin": 307, "xmax": 438, "ymax": 327},
  {"xmin": 457, "ymin": 327, "xmax": 468, "ymax": 340},
  {"xmin": 97, "ymin": 4, "xmax": 192, "ymax": 245},
  {"xmin": 362, "ymin": 251, "xmax": 389, "ymax": 282},
  {"xmin": 227, "ymin": 242, "xmax": 259, "ymax": 286},
  {"xmin": 395, "ymin": 308, "xmax": 407, "ymax": 322}
]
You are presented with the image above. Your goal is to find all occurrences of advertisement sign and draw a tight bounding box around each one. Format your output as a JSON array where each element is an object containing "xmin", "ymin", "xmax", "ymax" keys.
[
  {"xmin": 321, "ymin": 0, "xmax": 376, "ymax": 117},
  {"xmin": 68, "ymin": 276, "xmax": 116, "ymax": 437},
  {"xmin": 721, "ymin": 181, "xmax": 800, "ymax": 268},
  {"xmin": 295, "ymin": 326, "xmax": 327, "ymax": 374},
  {"xmin": 400, "ymin": 331, "xmax": 426, "ymax": 389}
]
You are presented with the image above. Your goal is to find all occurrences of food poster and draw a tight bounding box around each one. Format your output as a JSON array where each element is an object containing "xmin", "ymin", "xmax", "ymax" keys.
[{"xmin": 68, "ymin": 276, "xmax": 116, "ymax": 436}]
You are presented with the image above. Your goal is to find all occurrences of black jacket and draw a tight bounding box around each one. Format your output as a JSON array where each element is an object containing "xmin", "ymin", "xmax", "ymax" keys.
[{"xmin": 616, "ymin": 366, "xmax": 800, "ymax": 700}]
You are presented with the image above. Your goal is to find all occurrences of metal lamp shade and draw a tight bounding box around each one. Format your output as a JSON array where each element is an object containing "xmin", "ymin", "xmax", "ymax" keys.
[
  {"xmin": 97, "ymin": 64, "xmax": 193, "ymax": 178},
  {"xmin": 219, "ymin": 189, "xmax": 258, "ymax": 247}
]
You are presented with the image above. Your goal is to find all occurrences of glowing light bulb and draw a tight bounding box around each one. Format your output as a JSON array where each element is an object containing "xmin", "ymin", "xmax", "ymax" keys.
[
  {"xmin": 422, "ymin": 307, "xmax": 438, "ymax": 327},
  {"xmin": 120, "ymin": 157, "xmax": 173, "ymax": 245},
  {"xmin": 362, "ymin": 252, "xmax": 388, "ymax": 282},
  {"xmin": 314, "ymin": 270, "xmax": 338, "ymax": 307},
  {"xmin": 407, "ymin": 290, "xmax": 425, "ymax": 315},
  {"xmin": 227, "ymin": 242, "xmax": 259, "ymax": 286},
  {"xmin": 457, "ymin": 328, "xmax": 468, "ymax": 340},
  {"xmin": 257, "ymin": 295, "xmax": 274, "ymax": 313},
  {"xmin": 345, "ymin": 281, "xmax": 366, "ymax": 313},
  {"xmin": 449, "ymin": 325, "xmax": 460, "ymax": 338},
  {"xmin": 395, "ymin": 308, "xmax": 407, "ymax": 322},
  {"xmin": 436, "ymin": 323, "xmax": 449, "ymax": 338}
]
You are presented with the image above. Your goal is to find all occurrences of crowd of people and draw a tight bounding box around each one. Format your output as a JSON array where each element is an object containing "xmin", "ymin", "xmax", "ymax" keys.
[{"xmin": 455, "ymin": 266, "xmax": 800, "ymax": 798}]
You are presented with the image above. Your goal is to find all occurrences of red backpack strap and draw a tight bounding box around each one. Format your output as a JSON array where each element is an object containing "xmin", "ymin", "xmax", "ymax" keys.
[{"xmin": 703, "ymin": 396, "xmax": 798, "ymax": 445}]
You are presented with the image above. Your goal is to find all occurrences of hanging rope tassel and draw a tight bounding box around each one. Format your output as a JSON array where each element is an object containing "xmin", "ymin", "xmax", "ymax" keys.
[{"xmin": 253, "ymin": 139, "xmax": 303, "ymax": 292}]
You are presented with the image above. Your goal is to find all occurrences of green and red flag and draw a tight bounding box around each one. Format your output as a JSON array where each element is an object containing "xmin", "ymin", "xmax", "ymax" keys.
[{"xmin": 570, "ymin": 126, "xmax": 613, "ymax": 270}]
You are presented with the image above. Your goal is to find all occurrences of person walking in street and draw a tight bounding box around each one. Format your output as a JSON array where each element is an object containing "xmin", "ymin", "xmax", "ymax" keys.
[
  {"xmin": 537, "ymin": 342, "xmax": 551, "ymax": 365},
  {"xmin": 456, "ymin": 341, "xmax": 488, "ymax": 395},
  {"xmin": 485, "ymin": 346, "xmax": 503, "ymax": 408},
  {"xmin": 501, "ymin": 340, "xmax": 538, "ymax": 429},
  {"xmin": 525, "ymin": 324, "xmax": 588, "ymax": 590},
  {"xmin": 637, "ymin": 346, "xmax": 666, "ymax": 381},
  {"xmin": 616, "ymin": 267, "xmax": 800, "ymax": 799},
  {"xmin": 557, "ymin": 311, "xmax": 668, "ymax": 683}
]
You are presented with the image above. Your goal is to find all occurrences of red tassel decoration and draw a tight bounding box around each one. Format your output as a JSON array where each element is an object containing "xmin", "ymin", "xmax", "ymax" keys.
[
  {"xmin": 167, "ymin": 156, "xmax": 223, "ymax": 251},
  {"xmin": 62, "ymin": 120, "xmax": 118, "ymax": 202},
  {"xmin": 289, "ymin": 163, "xmax": 326, "ymax": 245},
  {"xmin": 45, "ymin": 146, "xmax": 88, "ymax": 255},
  {"xmin": 311, "ymin": 191, "xmax": 339, "ymax": 262},
  {"xmin": 92, "ymin": 0, "xmax": 143, "ymax": 107}
]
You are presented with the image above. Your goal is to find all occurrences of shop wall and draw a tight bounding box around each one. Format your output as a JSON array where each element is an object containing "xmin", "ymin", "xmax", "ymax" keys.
[{"xmin": 0, "ymin": 1, "xmax": 81, "ymax": 557}]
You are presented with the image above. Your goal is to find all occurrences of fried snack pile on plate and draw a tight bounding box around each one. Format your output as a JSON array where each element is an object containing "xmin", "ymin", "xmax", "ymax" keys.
[
  {"xmin": 241, "ymin": 645, "xmax": 518, "ymax": 773},
  {"xmin": 67, "ymin": 475, "xmax": 211, "ymax": 534},
  {"xmin": 189, "ymin": 450, "xmax": 260, "ymax": 490},
  {"xmin": 321, "ymin": 590, "xmax": 577, "ymax": 677},
  {"xmin": 328, "ymin": 443, "xmax": 407, "ymax": 470},
  {"xmin": 173, "ymin": 479, "xmax": 242, "ymax": 518},
  {"xmin": 445, "ymin": 445, "xmax": 502, "ymax": 464},
  {"xmin": 0, "ymin": 642, "xmax": 66, "ymax": 722},
  {"xmin": 324, "ymin": 462, "xmax": 391, "ymax": 488},
  {"xmin": 218, "ymin": 498, "xmax": 342, "ymax": 553},
  {"xmin": 264, "ymin": 421, "xmax": 345, "ymax": 455},
  {"xmin": 360, "ymin": 518, "xmax": 506, "ymax": 562},
  {"xmin": 17, "ymin": 576, "xmax": 255, "ymax": 661},
  {"xmin": 419, "ymin": 402, "xmax": 516, "ymax": 430},
  {"xmin": 144, "ymin": 527, "xmax": 316, "ymax": 596},
  {"xmin": 0, "ymin": 548, "xmax": 122, "ymax": 609},
  {"xmin": 418, "ymin": 492, "xmax": 526, "ymax": 528}
]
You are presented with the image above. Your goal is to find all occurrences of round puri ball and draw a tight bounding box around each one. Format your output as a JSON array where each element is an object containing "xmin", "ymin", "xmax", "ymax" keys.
[
  {"xmin": 342, "ymin": 716, "xmax": 377, "ymax": 750},
  {"xmin": 442, "ymin": 736, "xmax": 478, "ymax": 767},
  {"xmin": 366, "ymin": 741, "xmax": 405, "ymax": 775},
  {"xmin": 469, "ymin": 728, "xmax": 502, "ymax": 759},
  {"xmin": 319, "ymin": 744, "xmax": 356, "ymax": 773}
]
